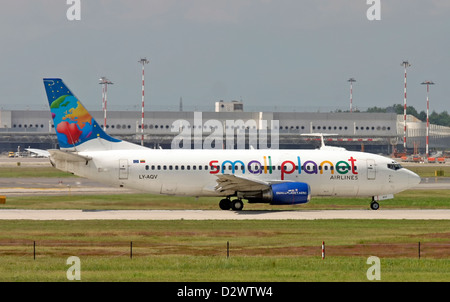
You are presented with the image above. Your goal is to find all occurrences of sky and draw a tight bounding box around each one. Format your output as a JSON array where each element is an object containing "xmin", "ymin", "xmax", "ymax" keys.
[{"xmin": 1, "ymin": 0, "xmax": 449, "ymax": 113}]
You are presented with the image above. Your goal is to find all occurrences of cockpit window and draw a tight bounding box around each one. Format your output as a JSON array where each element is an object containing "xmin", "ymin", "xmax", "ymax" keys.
[{"xmin": 387, "ymin": 163, "xmax": 403, "ymax": 171}]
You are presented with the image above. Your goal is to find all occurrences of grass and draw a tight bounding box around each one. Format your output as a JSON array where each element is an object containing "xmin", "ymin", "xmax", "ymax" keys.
[
  {"xmin": 0, "ymin": 220, "xmax": 449, "ymax": 281},
  {"xmin": 2, "ymin": 219, "xmax": 450, "ymax": 249},
  {"xmin": 0, "ymin": 167, "xmax": 73, "ymax": 178},
  {"xmin": 2, "ymin": 189, "xmax": 450, "ymax": 210},
  {"xmin": 1, "ymin": 255, "xmax": 449, "ymax": 282},
  {"xmin": 405, "ymin": 164, "xmax": 450, "ymax": 177}
]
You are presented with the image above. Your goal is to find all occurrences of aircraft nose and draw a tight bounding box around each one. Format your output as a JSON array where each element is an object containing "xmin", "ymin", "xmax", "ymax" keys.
[{"xmin": 408, "ymin": 171, "xmax": 421, "ymax": 187}]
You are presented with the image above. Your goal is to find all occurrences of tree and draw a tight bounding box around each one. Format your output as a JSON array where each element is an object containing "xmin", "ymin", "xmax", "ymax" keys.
[
  {"xmin": 367, "ymin": 106, "xmax": 386, "ymax": 113},
  {"xmin": 392, "ymin": 104, "xmax": 404, "ymax": 115},
  {"xmin": 417, "ymin": 111, "xmax": 426, "ymax": 122},
  {"xmin": 406, "ymin": 106, "xmax": 418, "ymax": 117},
  {"xmin": 365, "ymin": 105, "xmax": 450, "ymax": 127}
]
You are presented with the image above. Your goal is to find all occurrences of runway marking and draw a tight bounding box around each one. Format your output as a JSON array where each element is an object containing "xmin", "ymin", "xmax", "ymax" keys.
[{"xmin": 0, "ymin": 209, "xmax": 448, "ymax": 220}]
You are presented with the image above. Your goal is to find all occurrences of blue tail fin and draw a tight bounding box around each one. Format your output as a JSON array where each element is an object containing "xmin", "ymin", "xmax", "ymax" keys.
[{"xmin": 43, "ymin": 78, "xmax": 121, "ymax": 150}]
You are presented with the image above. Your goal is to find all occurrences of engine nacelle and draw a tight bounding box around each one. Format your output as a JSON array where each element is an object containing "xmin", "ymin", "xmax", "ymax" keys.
[{"xmin": 246, "ymin": 182, "xmax": 311, "ymax": 205}]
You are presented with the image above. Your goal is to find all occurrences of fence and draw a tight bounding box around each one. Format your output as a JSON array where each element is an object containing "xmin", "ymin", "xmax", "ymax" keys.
[{"xmin": 0, "ymin": 240, "xmax": 448, "ymax": 259}]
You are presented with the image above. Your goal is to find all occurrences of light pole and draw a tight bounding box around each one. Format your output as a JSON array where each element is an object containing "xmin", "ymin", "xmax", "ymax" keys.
[
  {"xmin": 401, "ymin": 61, "xmax": 411, "ymax": 153},
  {"xmin": 138, "ymin": 58, "xmax": 149, "ymax": 146},
  {"xmin": 348, "ymin": 78, "xmax": 356, "ymax": 113},
  {"xmin": 421, "ymin": 81, "xmax": 434, "ymax": 157},
  {"xmin": 99, "ymin": 77, "xmax": 113, "ymax": 131}
]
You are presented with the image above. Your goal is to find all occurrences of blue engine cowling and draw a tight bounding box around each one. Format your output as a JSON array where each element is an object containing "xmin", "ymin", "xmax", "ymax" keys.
[
  {"xmin": 246, "ymin": 182, "xmax": 311, "ymax": 205},
  {"xmin": 270, "ymin": 182, "xmax": 311, "ymax": 205}
]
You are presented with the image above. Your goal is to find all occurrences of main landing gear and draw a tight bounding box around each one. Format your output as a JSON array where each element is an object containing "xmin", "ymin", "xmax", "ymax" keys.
[
  {"xmin": 370, "ymin": 198, "xmax": 380, "ymax": 211},
  {"xmin": 219, "ymin": 198, "xmax": 244, "ymax": 211}
]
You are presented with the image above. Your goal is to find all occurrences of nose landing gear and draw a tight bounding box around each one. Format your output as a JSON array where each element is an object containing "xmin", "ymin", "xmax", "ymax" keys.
[{"xmin": 370, "ymin": 198, "xmax": 380, "ymax": 210}]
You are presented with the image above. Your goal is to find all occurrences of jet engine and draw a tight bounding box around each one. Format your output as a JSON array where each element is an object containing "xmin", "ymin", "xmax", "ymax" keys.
[{"xmin": 246, "ymin": 182, "xmax": 311, "ymax": 205}]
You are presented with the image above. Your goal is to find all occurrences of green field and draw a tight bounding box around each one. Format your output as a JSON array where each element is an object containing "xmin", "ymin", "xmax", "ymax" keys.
[
  {"xmin": 405, "ymin": 164, "xmax": 450, "ymax": 177},
  {"xmin": 2, "ymin": 255, "xmax": 449, "ymax": 282},
  {"xmin": 0, "ymin": 220, "xmax": 449, "ymax": 281},
  {"xmin": 0, "ymin": 166, "xmax": 73, "ymax": 178},
  {"xmin": 0, "ymin": 164, "xmax": 449, "ymax": 282},
  {"xmin": 2, "ymin": 189, "xmax": 450, "ymax": 210}
]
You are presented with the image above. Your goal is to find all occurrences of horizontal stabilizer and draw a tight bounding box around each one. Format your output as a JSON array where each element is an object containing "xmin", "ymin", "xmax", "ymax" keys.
[
  {"xmin": 48, "ymin": 149, "xmax": 92, "ymax": 162},
  {"xmin": 25, "ymin": 148, "xmax": 50, "ymax": 158}
]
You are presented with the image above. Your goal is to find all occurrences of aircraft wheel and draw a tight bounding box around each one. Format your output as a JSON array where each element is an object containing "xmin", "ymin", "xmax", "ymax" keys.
[
  {"xmin": 370, "ymin": 201, "xmax": 380, "ymax": 211},
  {"xmin": 219, "ymin": 199, "xmax": 231, "ymax": 210},
  {"xmin": 231, "ymin": 199, "xmax": 244, "ymax": 211}
]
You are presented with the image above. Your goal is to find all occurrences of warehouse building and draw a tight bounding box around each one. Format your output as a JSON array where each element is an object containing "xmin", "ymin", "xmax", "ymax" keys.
[{"xmin": 0, "ymin": 107, "xmax": 449, "ymax": 155}]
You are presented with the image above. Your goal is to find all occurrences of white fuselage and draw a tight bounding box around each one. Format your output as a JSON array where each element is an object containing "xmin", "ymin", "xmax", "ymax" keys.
[
  {"xmin": 58, "ymin": 148, "xmax": 419, "ymax": 199},
  {"xmin": 42, "ymin": 78, "xmax": 421, "ymax": 210}
]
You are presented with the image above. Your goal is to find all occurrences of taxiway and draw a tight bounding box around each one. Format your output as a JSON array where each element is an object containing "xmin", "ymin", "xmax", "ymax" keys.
[{"xmin": 0, "ymin": 209, "xmax": 448, "ymax": 220}]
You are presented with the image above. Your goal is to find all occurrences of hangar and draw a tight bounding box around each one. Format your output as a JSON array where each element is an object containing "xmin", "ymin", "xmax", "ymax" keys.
[{"xmin": 0, "ymin": 108, "xmax": 449, "ymax": 155}]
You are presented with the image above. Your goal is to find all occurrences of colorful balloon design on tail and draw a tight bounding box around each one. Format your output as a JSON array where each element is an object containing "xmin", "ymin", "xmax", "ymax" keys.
[{"xmin": 43, "ymin": 78, "xmax": 120, "ymax": 149}]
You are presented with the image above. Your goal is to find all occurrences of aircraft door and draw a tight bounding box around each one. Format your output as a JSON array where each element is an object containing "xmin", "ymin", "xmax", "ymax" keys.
[
  {"xmin": 367, "ymin": 159, "xmax": 376, "ymax": 180},
  {"xmin": 119, "ymin": 159, "xmax": 128, "ymax": 180}
]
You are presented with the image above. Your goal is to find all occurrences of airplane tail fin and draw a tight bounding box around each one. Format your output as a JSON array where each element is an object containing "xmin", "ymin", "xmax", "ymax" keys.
[{"xmin": 43, "ymin": 78, "xmax": 144, "ymax": 151}]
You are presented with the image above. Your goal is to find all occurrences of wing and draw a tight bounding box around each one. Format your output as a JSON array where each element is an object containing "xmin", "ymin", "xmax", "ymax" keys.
[{"xmin": 214, "ymin": 174, "xmax": 276, "ymax": 195}]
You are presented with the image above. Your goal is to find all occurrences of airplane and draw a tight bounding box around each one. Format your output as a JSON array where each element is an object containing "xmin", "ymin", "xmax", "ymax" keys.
[{"xmin": 42, "ymin": 78, "xmax": 421, "ymax": 211}]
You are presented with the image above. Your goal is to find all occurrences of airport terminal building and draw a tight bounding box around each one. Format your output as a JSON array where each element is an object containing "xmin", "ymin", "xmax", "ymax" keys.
[{"xmin": 0, "ymin": 103, "xmax": 449, "ymax": 155}]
